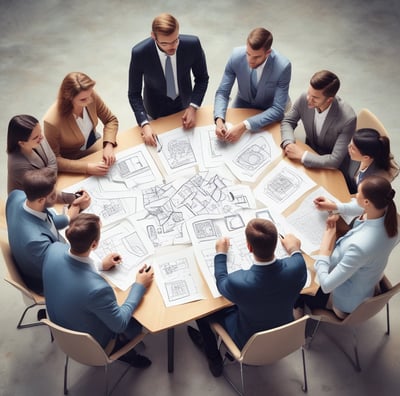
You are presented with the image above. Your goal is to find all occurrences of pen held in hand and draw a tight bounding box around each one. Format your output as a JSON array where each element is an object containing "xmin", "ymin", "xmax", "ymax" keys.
[{"xmin": 145, "ymin": 265, "xmax": 152, "ymax": 273}]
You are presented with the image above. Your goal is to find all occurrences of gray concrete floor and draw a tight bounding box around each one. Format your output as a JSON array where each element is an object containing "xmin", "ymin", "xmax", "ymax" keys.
[{"xmin": 1, "ymin": 0, "xmax": 400, "ymax": 395}]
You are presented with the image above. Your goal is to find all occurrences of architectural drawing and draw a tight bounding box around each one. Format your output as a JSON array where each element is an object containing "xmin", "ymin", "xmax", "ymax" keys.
[
  {"xmin": 157, "ymin": 127, "xmax": 198, "ymax": 174},
  {"xmin": 138, "ymin": 170, "xmax": 255, "ymax": 247},
  {"xmin": 153, "ymin": 248, "xmax": 205, "ymax": 307},
  {"xmin": 226, "ymin": 132, "xmax": 281, "ymax": 182},
  {"xmin": 62, "ymin": 176, "xmax": 139, "ymax": 226},
  {"xmin": 91, "ymin": 218, "xmax": 154, "ymax": 291},
  {"xmin": 254, "ymin": 161, "xmax": 317, "ymax": 213},
  {"xmin": 108, "ymin": 144, "xmax": 163, "ymax": 188}
]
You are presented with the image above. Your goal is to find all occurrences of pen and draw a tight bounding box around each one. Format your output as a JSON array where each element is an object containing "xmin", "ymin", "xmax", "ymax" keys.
[
  {"xmin": 145, "ymin": 265, "xmax": 152, "ymax": 272},
  {"xmin": 279, "ymin": 233, "xmax": 285, "ymax": 239},
  {"xmin": 154, "ymin": 134, "xmax": 162, "ymax": 153}
]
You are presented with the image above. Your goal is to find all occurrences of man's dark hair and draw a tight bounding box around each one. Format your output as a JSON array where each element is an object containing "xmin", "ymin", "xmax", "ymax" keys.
[
  {"xmin": 22, "ymin": 167, "xmax": 57, "ymax": 201},
  {"xmin": 245, "ymin": 218, "xmax": 277, "ymax": 260},
  {"xmin": 310, "ymin": 70, "xmax": 340, "ymax": 97},
  {"xmin": 66, "ymin": 213, "xmax": 101, "ymax": 254}
]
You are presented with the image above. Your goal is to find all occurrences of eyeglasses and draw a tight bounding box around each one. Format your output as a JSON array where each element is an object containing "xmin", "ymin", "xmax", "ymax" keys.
[{"xmin": 156, "ymin": 36, "xmax": 180, "ymax": 47}]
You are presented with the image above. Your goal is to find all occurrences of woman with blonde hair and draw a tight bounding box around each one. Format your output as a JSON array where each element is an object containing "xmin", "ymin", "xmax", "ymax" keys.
[{"xmin": 43, "ymin": 72, "xmax": 118, "ymax": 175}]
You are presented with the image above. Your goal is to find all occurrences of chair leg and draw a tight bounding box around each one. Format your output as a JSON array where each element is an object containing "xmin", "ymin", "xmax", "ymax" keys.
[
  {"xmin": 240, "ymin": 362, "xmax": 245, "ymax": 396},
  {"xmin": 16, "ymin": 303, "xmax": 44, "ymax": 329},
  {"xmin": 351, "ymin": 329, "xmax": 361, "ymax": 372},
  {"xmin": 301, "ymin": 347, "xmax": 308, "ymax": 392},
  {"xmin": 386, "ymin": 302, "xmax": 390, "ymax": 335},
  {"xmin": 64, "ymin": 355, "xmax": 69, "ymax": 395},
  {"xmin": 305, "ymin": 319, "xmax": 321, "ymax": 349}
]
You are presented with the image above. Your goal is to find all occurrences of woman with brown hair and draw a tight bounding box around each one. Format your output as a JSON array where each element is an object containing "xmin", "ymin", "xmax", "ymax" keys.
[
  {"xmin": 7, "ymin": 114, "xmax": 57, "ymax": 193},
  {"xmin": 296, "ymin": 175, "xmax": 399, "ymax": 318},
  {"xmin": 43, "ymin": 72, "xmax": 118, "ymax": 175}
]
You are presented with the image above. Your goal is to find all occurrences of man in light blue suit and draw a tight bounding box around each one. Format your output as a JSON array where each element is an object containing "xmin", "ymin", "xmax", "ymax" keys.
[
  {"xmin": 187, "ymin": 218, "xmax": 307, "ymax": 377},
  {"xmin": 43, "ymin": 213, "xmax": 154, "ymax": 368},
  {"xmin": 5, "ymin": 167, "xmax": 90, "ymax": 294},
  {"xmin": 214, "ymin": 27, "xmax": 291, "ymax": 143}
]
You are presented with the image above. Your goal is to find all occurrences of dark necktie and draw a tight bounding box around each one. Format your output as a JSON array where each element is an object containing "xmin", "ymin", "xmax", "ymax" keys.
[
  {"xmin": 165, "ymin": 56, "xmax": 177, "ymax": 100},
  {"xmin": 250, "ymin": 68, "xmax": 258, "ymax": 98}
]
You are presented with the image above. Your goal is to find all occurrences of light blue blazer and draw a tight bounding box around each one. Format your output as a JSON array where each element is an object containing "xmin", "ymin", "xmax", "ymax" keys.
[
  {"xmin": 315, "ymin": 200, "xmax": 399, "ymax": 313},
  {"xmin": 6, "ymin": 190, "xmax": 69, "ymax": 294},
  {"xmin": 214, "ymin": 47, "xmax": 291, "ymax": 131},
  {"xmin": 43, "ymin": 243, "xmax": 145, "ymax": 348}
]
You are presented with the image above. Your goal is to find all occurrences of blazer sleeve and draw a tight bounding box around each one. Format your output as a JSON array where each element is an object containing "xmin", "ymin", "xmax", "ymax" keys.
[
  {"xmin": 91, "ymin": 91, "xmax": 118, "ymax": 145},
  {"xmin": 280, "ymin": 94, "xmax": 304, "ymax": 147},
  {"xmin": 214, "ymin": 53, "xmax": 236, "ymax": 122},
  {"xmin": 128, "ymin": 43, "xmax": 148, "ymax": 126},
  {"xmin": 188, "ymin": 37, "xmax": 209, "ymax": 107},
  {"xmin": 88, "ymin": 282, "xmax": 145, "ymax": 334},
  {"xmin": 247, "ymin": 60, "xmax": 291, "ymax": 130}
]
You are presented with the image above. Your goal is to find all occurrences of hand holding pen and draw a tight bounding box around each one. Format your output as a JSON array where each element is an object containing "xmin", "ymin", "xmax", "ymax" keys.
[
  {"xmin": 102, "ymin": 253, "xmax": 122, "ymax": 271},
  {"xmin": 136, "ymin": 264, "xmax": 154, "ymax": 288}
]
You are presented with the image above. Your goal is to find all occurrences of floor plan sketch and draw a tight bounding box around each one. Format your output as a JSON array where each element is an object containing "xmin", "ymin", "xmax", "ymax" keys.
[
  {"xmin": 196, "ymin": 123, "xmax": 233, "ymax": 169},
  {"xmin": 286, "ymin": 186, "xmax": 339, "ymax": 255},
  {"xmin": 157, "ymin": 127, "xmax": 198, "ymax": 174},
  {"xmin": 153, "ymin": 249, "xmax": 205, "ymax": 307},
  {"xmin": 254, "ymin": 161, "xmax": 317, "ymax": 213},
  {"xmin": 226, "ymin": 133, "xmax": 281, "ymax": 182},
  {"xmin": 138, "ymin": 170, "xmax": 254, "ymax": 247},
  {"xmin": 63, "ymin": 176, "xmax": 139, "ymax": 226},
  {"xmin": 91, "ymin": 218, "xmax": 154, "ymax": 290},
  {"xmin": 108, "ymin": 144, "xmax": 163, "ymax": 188}
]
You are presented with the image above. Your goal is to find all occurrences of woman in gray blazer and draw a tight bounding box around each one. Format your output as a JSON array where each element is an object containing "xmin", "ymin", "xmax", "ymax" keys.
[{"xmin": 7, "ymin": 114, "xmax": 57, "ymax": 193}]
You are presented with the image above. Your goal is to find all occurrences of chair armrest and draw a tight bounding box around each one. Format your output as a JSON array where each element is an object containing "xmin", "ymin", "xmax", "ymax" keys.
[{"xmin": 210, "ymin": 322, "xmax": 241, "ymax": 360}]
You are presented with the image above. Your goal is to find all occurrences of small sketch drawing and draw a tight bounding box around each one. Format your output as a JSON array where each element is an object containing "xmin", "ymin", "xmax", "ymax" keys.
[
  {"xmin": 264, "ymin": 168, "xmax": 302, "ymax": 202},
  {"xmin": 165, "ymin": 280, "xmax": 190, "ymax": 301},
  {"xmin": 233, "ymin": 135, "xmax": 272, "ymax": 171},
  {"xmin": 224, "ymin": 214, "xmax": 245, "ymax": 231},
  {"xmin": 165, "ymin": 136, "xmax": 197, "ymax": 169},
  {"xmin": 193, "ymin": 219, "xmax": 218, "ymax": 240}
]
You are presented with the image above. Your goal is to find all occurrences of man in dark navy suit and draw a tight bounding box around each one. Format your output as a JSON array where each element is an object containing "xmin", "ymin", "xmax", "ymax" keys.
[
  {"xmin": 187, "ymin": 218, "xmax": 307, "ymax": 377},
  {"xmin": 128, "ymin": 13, "xmax": 209, "ymax": 147}
]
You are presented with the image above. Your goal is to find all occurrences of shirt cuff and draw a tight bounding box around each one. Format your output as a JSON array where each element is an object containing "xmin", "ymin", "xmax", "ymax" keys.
[
  {"xmin": 189, "ymin": 103, "xmax": 199, "ymax": 110},
  {"xmin": 243, "ymin": 119, "xmax": 251, "ymax": 130},
  {"xmin": 301, "ymin": 151, "xmax": 308, "ymax": 164}
]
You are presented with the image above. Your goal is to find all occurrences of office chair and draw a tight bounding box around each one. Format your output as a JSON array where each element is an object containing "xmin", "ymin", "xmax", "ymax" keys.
[
  {"xmin": 211, "ymin": 315, "xmax": 309, "ymax": 396},
  {"xmin": 356, "ymin": 108, "xmax": 389, "ymax": 137},
  {"xmin": 308, "ymin": 275, "xmax": 400, "ymax": 371},
  {"xmin": 41, "ymin": 318, "xmax": 146, "ymax": 395},
  {"xmin": 1, "ymin": 235, "xmax": 46, "ymax": 329}
]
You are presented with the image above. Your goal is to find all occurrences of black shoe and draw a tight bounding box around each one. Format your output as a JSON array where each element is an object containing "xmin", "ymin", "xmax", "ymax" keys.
[
  {"xmin": 208, "ymin": 355, "xmax": 223, "ymax": 377},
  {"xmin": 187, "ymin": 325, "xmax": 204, "ymax": 350},
  {"xmin": 37, "ymin": 309, "xmax": 47, "ymax": 321},
  {"xmin": 118, "ymin": 351, "xmax": 152, "ymax": 369}
]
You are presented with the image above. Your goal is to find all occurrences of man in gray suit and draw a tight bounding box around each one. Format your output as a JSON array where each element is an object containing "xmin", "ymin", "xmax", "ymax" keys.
[
  {"xmin": 214, "ymin": 27, "xmax": 291, "ymax": 143},
  {"xmin": 281, "ymin": 70, "xmax": 357, "ymax": 192}
]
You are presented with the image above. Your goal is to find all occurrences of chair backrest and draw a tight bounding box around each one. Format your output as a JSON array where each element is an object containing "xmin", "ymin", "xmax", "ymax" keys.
[
  {"xmin": 356, "ymin": 108, "xmax": 389, "ymax": 137},
  {"xmin": 341, "ymin": 280, "xmax": 400, "ymax": 327},
  {"xmin": 42, "ymin": 318, "xmax": 109, "ymax": 367},
  {"xmin": 0, "ymin": 235, "xmax": 44, "ymax": 304},
  {"xmin": 240, "ymin": 315, "xmax": 308, "ymax": 366}
]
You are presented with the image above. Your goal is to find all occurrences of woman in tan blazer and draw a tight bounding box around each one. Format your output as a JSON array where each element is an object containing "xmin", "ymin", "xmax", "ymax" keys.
[{"xmin": 43, "ymin": 72, "xmax": 118, "ymax": 175}]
